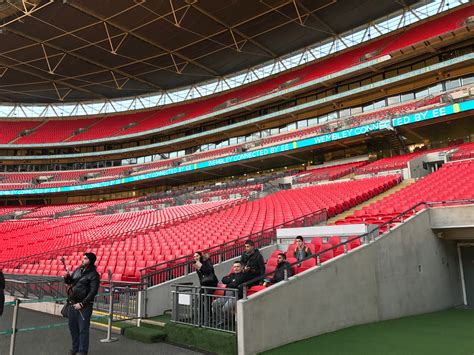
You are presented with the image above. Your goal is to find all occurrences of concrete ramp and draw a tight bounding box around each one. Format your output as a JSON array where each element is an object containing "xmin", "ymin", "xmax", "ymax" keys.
[{"xmin": 237, "ymin": 209, "xmax": 463, "ymax": 355}]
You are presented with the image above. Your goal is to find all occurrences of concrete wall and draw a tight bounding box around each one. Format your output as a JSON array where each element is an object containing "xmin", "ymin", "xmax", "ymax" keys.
[
  {"xmin": 430, "ymin": 205, "xmax": 474, "ymax": 229},
  {"xmin": 430, "ymin": 205, "xmax": 474, "ymax": 240},
  {"xmin": 145, "ymin": 245, "xmax": 277, "ymax": 317},
  {"xmin": 407, "ymin": 154, "xmax": 430, "ymax": 179},
  {"xmin": 237, "ymin": 209, "xmax": 463, "ymax": 355},
  {"xmin": 4, "ymin": 295, "xmax": 63, "ymax": 316}
]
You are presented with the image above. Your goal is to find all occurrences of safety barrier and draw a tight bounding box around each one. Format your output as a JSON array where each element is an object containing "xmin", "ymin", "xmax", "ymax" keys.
[
  {"xmin": 171, "ymin": 284, "xmax": 239, "ymax": 334},
  {"xmin": 0, "ymin": 277, "xmax": 147, "ymax": 355}
]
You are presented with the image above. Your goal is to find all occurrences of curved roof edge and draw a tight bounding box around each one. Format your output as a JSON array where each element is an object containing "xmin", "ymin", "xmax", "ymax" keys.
[{"xmin": 0, "ymin": 0, "xmax": 467, "ymax": 119}]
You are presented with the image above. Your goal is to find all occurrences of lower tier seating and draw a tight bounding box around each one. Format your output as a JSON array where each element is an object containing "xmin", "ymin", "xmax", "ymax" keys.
[
  {"xmin": 340, "ymin": 159, "xmax": 474, "ymax": 226},
  {"xmin": 2, "ymin": 175, "xmax": 400, "ymax": 281}
]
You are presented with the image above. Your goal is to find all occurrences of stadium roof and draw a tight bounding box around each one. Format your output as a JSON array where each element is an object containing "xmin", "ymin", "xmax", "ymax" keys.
[{"xmin": 0, "ymin": 0, "xmax": 420, "ymax": 104}]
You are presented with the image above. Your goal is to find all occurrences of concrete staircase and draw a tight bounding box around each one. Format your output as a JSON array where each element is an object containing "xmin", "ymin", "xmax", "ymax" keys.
[{"xmin": 327, "ymin": 178, "xmax": 415, "ymax": 224}]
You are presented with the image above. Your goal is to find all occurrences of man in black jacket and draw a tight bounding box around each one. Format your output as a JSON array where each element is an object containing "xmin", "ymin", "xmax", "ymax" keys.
[
  {"xmin": 64, "ymin": 253, "xmax": 100, "ymax": 355},
  {"xmin": 0, "ymin": 270, "xmax": 5, "ymax": 317},
  {"xmin": 263, "ymin": 253, "xmax": 293, "ymax": 286},
  {"xmin": 212, "ymin": 261, "xmax": 250, "ymax": 327},
  {"xmin": 240, "ymin": 240, "xmax": 265, "ymax": 285}
]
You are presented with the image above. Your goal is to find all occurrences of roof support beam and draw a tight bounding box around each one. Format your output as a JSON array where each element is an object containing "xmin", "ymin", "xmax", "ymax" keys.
[
  {"xmin": 5, "ymin": 27, "xmax": 163, "ymax": 91},
  {"xmin": 67, "ymin": 1, "xmax": 220, "ymax": 76},
  {"xmin": 0, "ymin": 56, "xmax": 104, "ymax": 100},
  {"xmin": 192, "ymin": 4, "xmax": 277, "ymax": 58}
]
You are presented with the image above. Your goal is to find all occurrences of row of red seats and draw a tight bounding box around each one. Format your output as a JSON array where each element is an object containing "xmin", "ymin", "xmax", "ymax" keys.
[
  {"xmin": 339, "ymin": 159, "xmax": 474, "ymax": 227},
  {"xmin": 264, "ymin": 236, "xmax": 362, "ymax": 276},
  {"xmin": 355, "ymin": 146, "xmax": 455, "ymax": 175},
  {"xmin": 198, "ymin": 184, "xmax": 262, "ymax": 200},
  {"xmin": 450, "ymin": 142, "xmax": 474, "ymax": 161},
  {"xmin": 294, "ymin": 161, "xmax": 368, "ymax": 184},
  {"xmin": 0, "ymin": 6, "xmax": 470, "ymax": 144},
  {"xmin": 247, "ymin": 161, "xmax": 474, "ymax": 295},
  {"xmin": 0, "ymin": 201, "xmax": 233, "ymax": 263},
  {"xmin": 3, "ymin": 175, "xmax": 400, "ymax": 280}
]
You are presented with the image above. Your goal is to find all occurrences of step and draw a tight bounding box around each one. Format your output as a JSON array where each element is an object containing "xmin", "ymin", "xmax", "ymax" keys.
[
  {"xmin": 141, "ymin": 313, "xmax": 171, "ymax": 328},
  {"xmin": 327, "ymin": 178, "xmax": 415, "ymax": 224},
  {"xmin": 90, "ymin": 310, "xmax": 136, "ymax": 335}
]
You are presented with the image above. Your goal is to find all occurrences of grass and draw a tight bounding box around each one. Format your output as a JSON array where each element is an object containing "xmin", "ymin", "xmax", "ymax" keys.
[
  {"xmin": 124, "ymin": 326, "xmax": 167, "ymax": 343},
  {"xmin": 262, "ymin": 309, "xmax": 474, "ymax": 355},
  {"xmin": 165, "ymin": 322, "xmax": 237, "ymax": 355},
  {"xmin": 117, "ymin": 313, "xmax": 236, "ymax": 353}
]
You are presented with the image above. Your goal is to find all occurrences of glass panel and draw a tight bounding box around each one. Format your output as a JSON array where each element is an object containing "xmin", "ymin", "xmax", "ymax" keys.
[
  {"xmin": 444, "ymin": 79, "xmax": 460, "ymax": 90},
  {"xmin": 462, "ymin": 75, "xmax": 474, "ymax": 85},
  {"xmin": 400, "ymin": 92, "xmax": 415, "ymax": 102},
  {"xmin": 387, "ymin": 95, "xmax": 401, "ymax": 105}
]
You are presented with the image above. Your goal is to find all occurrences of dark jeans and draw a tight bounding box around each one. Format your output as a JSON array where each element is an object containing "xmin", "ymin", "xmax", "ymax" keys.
[
  {"xmin": 0, "ymin": 292, "xmax": 4, "ymax": 316},
  {"xmin": 68, "ymin": 303, "xmax": 93, "ymax": 353}
]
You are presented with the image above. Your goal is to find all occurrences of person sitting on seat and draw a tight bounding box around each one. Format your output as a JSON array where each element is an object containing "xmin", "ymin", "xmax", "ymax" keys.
[
  {"xmin": 212, "ymin": 261, "xmax": 250, "ymax": 327},
  {"xmin": 293, "ymin": 236, "xmax": 311, "ymax": 262},
  {"xmin": 263, "ymin": 253, "xmax": 292, "ymax": 286}
]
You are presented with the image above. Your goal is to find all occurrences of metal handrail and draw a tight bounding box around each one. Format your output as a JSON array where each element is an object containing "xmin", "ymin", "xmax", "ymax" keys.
[
  {"xmin": 240, "ymin": 199, "xmax": 474, "ymax": 295},
  {"xmin": 139, "ymin": 208, "xmax": 327, "ymax": 287},
  {"xmin": 0, "ymin": 199, "xmax": 244, "ymax": 269}
]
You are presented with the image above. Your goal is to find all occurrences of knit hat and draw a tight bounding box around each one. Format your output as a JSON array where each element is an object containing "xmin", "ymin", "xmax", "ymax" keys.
[{"xmin": 84, "ymin": 252, "xmax": 97, "ymax": 265}]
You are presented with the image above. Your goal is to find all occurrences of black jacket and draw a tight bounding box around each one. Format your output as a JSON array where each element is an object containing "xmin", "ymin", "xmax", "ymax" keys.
[
  {"xmin": 222, "ymin": 272, "xmax": 251, "ymax": 299},
  {"xmin": 64, "ymin": 265, "xmax": 100, "ymax": 306},
  {"xmin": 269, "ymin": 261, "xmax": 292, "ymax": 284},
  {"xmin": 196, "ymin": 258, "xmax": 218, "ymax": 287},
  {"xmin": 240, "ymin": 249, "xmax": 265, "ymax": 277},
  {"xmin": 0, "ymin": 271, "xmax": 4, "ymax": 316}
]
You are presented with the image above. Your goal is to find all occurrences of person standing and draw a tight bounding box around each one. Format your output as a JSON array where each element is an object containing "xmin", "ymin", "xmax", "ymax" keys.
[
  {"xmin": 192, "ymin": 251, "xmax": 218, "ymax": 326},
  {"xmin": 240, "ymin": 240, "xmax": 265, "ymax": 285},
  {"xmin": 193, "ymin": 251, "xmax": 218, "ymax": 289},
  {"xmin": 64, "ymin": 253, "xmax": 100, "ymax": 355},
  {"xmin": 0, "ymin": 270, "xmax": 5, "ymax": 317}
]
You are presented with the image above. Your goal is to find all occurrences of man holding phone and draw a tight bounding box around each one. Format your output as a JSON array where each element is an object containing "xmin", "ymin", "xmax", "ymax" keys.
[{"xmin": 64, "ymin": 253, "xmax": 100, "ymax": 355}]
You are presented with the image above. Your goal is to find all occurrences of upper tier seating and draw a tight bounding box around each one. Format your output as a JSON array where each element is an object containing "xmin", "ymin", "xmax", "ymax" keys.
[
  {"xmin": 14, "ymin": 118, "xmax": 97, "ymax": 144},
  {"xmin": 1, "ymin": 175, "xmax": 400, "ymax": 280},
  {"xmin": 0, "ymin": 121, "xmax": 40, "ymax": 143},
  {"xmin": 246, "ymin": 94, "xmax": 443, "ymax": 150},
  {"xmin": 0, "ymin": 6, "xmax": 471, "ymax": 145},
  {"xmin": 66, "ymin": 112, "xmax": 152, "ymax": 142}
]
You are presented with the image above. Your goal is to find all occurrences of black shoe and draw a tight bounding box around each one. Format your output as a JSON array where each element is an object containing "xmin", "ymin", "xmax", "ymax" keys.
[
  {"xmin": 69, "ymin": 351, "xmax": 77, "ymax": 355},
  {"xmin": 77, "ymin": 353, "xmax": 87, "ymax": 355}
]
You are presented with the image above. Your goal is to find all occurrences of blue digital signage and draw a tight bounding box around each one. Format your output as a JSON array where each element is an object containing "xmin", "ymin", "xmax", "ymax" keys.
[{"xmin": 0, "ymin": 100, "xmax": 472, "ymax": 196}]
